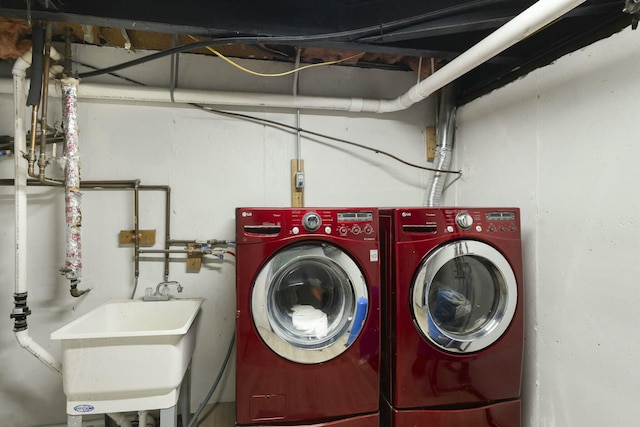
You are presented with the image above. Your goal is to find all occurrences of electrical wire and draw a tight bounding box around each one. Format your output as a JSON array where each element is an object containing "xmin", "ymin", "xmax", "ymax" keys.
[
  {"xmin": 255, "ymin": 44, "xmax": 292, "ymax": 59},
  {"xmin": 77, "ymin": 0, "xmax": 508, "ymax": 79},
  {"xmin": 187, "ymin": 35, "xmax": 364, "ymax": 77},
  {"xmin": 193, "ymin": 105, "xmax": 461, "ymax": 175},
  {"xmin": 73, "ymin": 59, "xmax": 461, "ymax": 175}
]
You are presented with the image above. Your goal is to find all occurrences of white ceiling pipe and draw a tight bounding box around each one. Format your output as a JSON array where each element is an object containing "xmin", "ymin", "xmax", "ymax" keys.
[
  {"xmin": 378, "ymin": 0, "xmax": 587, "ymax": 112},
  {"xmin": 74, "ymin": 83, "xmax": 385, "ymax": 112},
  {"xmin": 0, "ymin": 0, "xmax": 587, "ymax": 113}
]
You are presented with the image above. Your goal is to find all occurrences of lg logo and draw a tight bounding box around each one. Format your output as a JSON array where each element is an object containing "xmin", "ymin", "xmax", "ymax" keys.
[
  {"xmin": 242, "ymin": 211, "xmax": 253, "ymax": 217},
  {"xmin": 401, "ymin": 212, "xmax": 411, "ymax": 217}
]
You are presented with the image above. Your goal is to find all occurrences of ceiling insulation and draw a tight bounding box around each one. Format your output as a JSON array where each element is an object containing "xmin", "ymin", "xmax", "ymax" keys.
[{"xmin": 0, "ymin": 1, "xmax": 634, "ymax": 103}]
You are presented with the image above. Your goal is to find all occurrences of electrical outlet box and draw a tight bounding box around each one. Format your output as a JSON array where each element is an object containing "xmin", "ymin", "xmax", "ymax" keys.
[
  {"xmin": 291, "ymin": 159, "xmax": 304, "ymax": 208},
  {"xmin": 295, "ymin": 171, "xmax": 305, "ymax": 189}
]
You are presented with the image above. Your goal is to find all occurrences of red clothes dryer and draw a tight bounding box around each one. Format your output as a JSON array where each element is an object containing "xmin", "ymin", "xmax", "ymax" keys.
[
  {"xmin": 379, "ymin": 207, "xmax": 524, "ymax": 427},
  {"xmin": 236, "ymin": 208, "xmax": 381, "ymax": 427}
]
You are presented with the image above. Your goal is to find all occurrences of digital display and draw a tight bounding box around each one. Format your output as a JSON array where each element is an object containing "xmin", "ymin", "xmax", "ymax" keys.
[
  {"xmin": 486, "ymin": 211, "xmax": 516, "ymax": 221},
  {"xmin": 338, "ymin": 212, "xmax": 373, "ymax": 222}
]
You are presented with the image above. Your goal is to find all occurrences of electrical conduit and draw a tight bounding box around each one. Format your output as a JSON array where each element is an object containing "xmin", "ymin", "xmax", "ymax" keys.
[{"xmin": 11, "ymin": 48, "xmax": 63, "ymax": 376}]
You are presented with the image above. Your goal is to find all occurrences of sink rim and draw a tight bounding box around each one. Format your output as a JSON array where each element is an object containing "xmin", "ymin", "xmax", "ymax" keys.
[{"xmin": 50, "ymin": 297, "xmax": 204, "ymax": 340}]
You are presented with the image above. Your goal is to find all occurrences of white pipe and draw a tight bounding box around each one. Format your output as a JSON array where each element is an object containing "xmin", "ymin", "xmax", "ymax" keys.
[
  {"xmin": 377, "ymin": 0, "xmax": 588, "ymax": 112},
  {"xmin": 15, "ymin": 331, "xmax": 63, "ymax": 375},
  {"xmin": 0, "ymin": 0, "xmax": 585, "ymax": 114},
  {"xmin": 12, "ymin": 49, "xmax": 64, "ymax": 376},
  {"xmin": 13, "ymin": 52, "xmax": 29, "ymax": 295},
  {"xmin": 106, "ymin": 413, "xmax": 135, "ymax": 427},
  {"xmin": 0, "ymin": 0, "xmax": 586, "ymax": 116}
]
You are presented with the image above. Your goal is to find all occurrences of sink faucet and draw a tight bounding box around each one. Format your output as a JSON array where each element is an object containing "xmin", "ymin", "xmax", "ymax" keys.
[{"xmin": 143, "ymin": 281, "xmax": 183, "ymax": 301}]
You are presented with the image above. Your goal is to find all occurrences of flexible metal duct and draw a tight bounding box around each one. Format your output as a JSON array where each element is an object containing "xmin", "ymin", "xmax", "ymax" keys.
[{"xmin": 424, "ymin": 83, "xmax": 457, "ymax": 207}]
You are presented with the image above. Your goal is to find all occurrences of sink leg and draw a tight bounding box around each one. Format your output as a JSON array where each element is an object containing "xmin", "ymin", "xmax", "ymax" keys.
[
  {"xmin": 160, "ymin": 405, "xmax": 178, "ymax": 427},
  {"xmin": 179, "ymin": 366, "xmax": 192, "ymax": 426},
  {"xmin": 67, "ymin": 414, "xmax": 82, "ymax": 427}
]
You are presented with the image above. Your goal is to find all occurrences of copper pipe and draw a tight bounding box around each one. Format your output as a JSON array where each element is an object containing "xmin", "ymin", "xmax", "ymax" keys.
[
  {"xmin": 63, "ymin": 27, "xmax": 73, "ymax": 78},
  {"xmin": 0, "ymin": 179, "xmax": 174, "ymax": 284},
  {"xmin": 37, "ymin": 22, "xmax": 53, "ymax": 183},
  {"xmin": 139, "ymin": 249, "xmax": 207, "ymax": 254},
  {"xmin": 164, "ymin": 186, "xmax": 171, "ymax": 280},
  {"xmin": 27, "ymin": 105, "xmax": 39, "ymax": 177},
  {"xmin": 134, "ymin": 182, "xmax": 140, "ymax": 280},
  {"xmin": 168, "ymin": 239, "xmax": 231, "ymax": 246}
]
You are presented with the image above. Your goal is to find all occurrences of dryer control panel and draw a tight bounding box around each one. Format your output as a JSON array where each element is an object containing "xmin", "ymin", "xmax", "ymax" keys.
[
  {"xmin": 388, "ymin": 207, "xmax": 520, "ymax": 241},
  {"xmin": 444, "ymin": 209, "xmax": 519, "ymax": 235},
  {"xmin": 237, "ymin": 208, "xmax": 378, "ymax": 243}
]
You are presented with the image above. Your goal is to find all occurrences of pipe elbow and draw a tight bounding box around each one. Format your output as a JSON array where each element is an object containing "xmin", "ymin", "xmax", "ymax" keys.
[
  {"xmin": 69, "ymin": 280, "xmax": 91, "ymax": 298},
  {"xmin": 70, "ymin": 287, "xmax": 91, "ymax": 298},
  {"xmin": 49, "ymin": 45, "xmax": 62, "ymax": 62},
  {"xmin": 12, "ymin": 49, "xmax": 33, "ymax": 76}
]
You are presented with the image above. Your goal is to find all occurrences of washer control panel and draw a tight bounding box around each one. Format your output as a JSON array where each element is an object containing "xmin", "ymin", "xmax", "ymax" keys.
[{"xmin": 237, "ymin": 208, "xmax": 378, "ymax": 242}]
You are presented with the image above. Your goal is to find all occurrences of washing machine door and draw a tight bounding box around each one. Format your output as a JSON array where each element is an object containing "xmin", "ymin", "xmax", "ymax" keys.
[
  {"xmin": 412, "ymin": 240, "xmax": 517, "ymax": 353},
  {"xmin": 252, "ymin": 243, "xmax": 369, "ymax": 364}
]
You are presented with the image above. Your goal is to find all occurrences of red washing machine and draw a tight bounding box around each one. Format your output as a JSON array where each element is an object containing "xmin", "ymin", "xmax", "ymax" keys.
[
  {"xmin": 379, "ymin": 207, "xmax": 524, "ymax": 427},
  {"xmin": 236, "ymin": 208, "xmax": 381, "ymax": 427}
]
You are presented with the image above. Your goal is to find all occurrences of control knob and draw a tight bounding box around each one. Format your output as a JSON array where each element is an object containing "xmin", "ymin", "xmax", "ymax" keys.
[
  {"xmin": 455, "ymin": 212, "xmax": 473, "ymax": 230},
  {"xmin": 302, "ymin": 212, "xmax": 322, "ymax": 232}
]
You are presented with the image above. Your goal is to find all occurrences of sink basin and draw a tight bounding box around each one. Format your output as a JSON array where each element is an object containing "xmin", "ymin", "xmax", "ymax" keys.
[{"xmin": 51, "ymin": 298, "xmax": 204, "ymax": 415}]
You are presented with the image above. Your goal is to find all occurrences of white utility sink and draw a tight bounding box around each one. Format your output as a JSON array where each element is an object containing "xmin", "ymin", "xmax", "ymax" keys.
[{"xmin": 51, "ymin": 298, "xmax": 204, "ymax": 416}]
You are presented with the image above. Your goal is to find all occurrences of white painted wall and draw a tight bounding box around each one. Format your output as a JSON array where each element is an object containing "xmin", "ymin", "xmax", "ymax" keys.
[
  {"xmin": 0, "ymin": 45, "xmax": 436, "ymax": 426},
  {"xmin": 452, "ymin": 26, "xmax": 640, "ymax": 427}
]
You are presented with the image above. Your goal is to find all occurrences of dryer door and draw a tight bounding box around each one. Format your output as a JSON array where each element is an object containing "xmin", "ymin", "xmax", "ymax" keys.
[
  {"xmin": 252, "ymin": 243, "xmax": 369, "ymax": 364},
  {"xmin": 412, "ymin": 240, "xmax": 517, "ymax": 353}
]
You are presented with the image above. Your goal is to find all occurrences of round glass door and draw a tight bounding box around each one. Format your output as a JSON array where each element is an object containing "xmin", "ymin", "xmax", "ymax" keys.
[
  {"xmin": 412, "ymin": 240, "xmax": 517, "ymax": 353},
  {"xmin": 252, "ymin": 243, "xmax": 369, "ymax": 363}
]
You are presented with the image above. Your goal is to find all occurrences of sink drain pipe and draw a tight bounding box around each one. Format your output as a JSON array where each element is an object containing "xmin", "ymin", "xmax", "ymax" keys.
[{"xmin": 10, "ymin": 48, "xmax": 63, "ymax": 376}]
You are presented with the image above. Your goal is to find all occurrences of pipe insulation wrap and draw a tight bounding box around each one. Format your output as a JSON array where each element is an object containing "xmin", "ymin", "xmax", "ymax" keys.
[
  {"xmin": 26, "ymin": 24, "xmax": 44, "ymax": 107},
  {"xmin": 61, "ymin": 78, "xmax": 82, "ymax": 282}
]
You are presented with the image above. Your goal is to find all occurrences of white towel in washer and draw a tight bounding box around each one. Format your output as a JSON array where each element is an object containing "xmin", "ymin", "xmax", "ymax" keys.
[{"xmin": 291, "ymin": 305, "xmax": 328, "ymax": 338}]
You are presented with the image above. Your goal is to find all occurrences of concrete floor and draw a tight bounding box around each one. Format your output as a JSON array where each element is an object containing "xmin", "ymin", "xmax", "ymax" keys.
[{"xmin": 189, "ymin": 402, "xmax": 235, "ymax": 427}]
